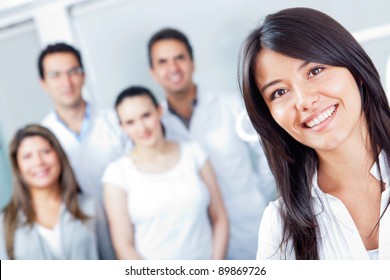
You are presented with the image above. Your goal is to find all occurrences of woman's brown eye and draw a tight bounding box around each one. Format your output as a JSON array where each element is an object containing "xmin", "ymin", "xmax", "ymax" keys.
[
  {"xmin": 272, "ymin": 88, "xmax": 287, "ymax": 100},
  {"xmin": 308, "ymin": 65, "xmax": 325, "ymax": 78}
]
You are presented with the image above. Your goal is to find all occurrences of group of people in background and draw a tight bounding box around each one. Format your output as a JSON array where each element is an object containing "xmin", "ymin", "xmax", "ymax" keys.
[
  {"xmin": 1, "ymin": 7, "xmax": 389, "ymax": 260},
  {"xmin": 0, "ymin": 22, "xmax": 275, "ymax": 260}
]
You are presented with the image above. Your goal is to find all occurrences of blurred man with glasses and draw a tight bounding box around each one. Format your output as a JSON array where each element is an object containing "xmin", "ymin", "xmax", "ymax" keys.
[{"xmin": 38, "ymin": 42, "xmax": 129, "ymax": 260}]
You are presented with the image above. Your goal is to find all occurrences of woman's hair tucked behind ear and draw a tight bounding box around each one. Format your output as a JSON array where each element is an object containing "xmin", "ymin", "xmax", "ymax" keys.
[{"xmin": 239, "ymin": 7, "xmax": 390, "ymax": 259}]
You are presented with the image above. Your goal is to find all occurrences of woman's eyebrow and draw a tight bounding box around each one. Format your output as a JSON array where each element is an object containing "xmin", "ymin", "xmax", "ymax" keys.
[
  {"xmin": 298, "ymin": 61, "xmax": 310, "ymax": 71},
  {"xmin": 260, "ymin": 79, "xmax": 282, "ymax": 93}
]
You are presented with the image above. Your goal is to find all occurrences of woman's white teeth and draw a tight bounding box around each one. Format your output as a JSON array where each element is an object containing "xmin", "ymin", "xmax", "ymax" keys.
[{"xmin": 305, "ymin": 105, "xmax": 336, "ymax": 128}]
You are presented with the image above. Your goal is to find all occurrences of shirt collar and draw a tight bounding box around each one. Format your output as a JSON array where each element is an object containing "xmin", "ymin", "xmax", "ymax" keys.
[
  {"xmin": 54, "ymin": 103, "xmax": 92, "ymax": 142},
  {"xmin": 165, "ymin": 92, "xmax": 198, "ymax": 129},
  {"xmin": 369, "ymin": 150, "xmax": 389, "ymax": 188}
]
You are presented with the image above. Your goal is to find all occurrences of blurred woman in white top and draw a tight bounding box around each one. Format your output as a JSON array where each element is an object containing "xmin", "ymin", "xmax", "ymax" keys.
[{"xmin": 102, "ymin": 86, "xmax": 228, "ymax": 259}]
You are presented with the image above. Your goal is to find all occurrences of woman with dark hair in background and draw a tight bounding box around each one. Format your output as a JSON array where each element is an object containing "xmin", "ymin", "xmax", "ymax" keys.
[
  {"xmin": 240, "ymin": 7, "xmax": 390, "ymax": 259},
  {"xmin": 0, "ymin": 124, "xmax": 99, "ymax": 259},
  {"xmin": 103, "ymin": 86, "xmax": 228, "ymax": 260}
]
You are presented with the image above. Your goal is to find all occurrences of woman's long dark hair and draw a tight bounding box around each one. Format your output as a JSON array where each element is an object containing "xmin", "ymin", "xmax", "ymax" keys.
[
  {"xmin": 239, "ymin": 7, "xmax": 390, "ymax": 259},
  {"xmin": 3, "ymin": 124, "xmax": 88, "ymax": 259}
]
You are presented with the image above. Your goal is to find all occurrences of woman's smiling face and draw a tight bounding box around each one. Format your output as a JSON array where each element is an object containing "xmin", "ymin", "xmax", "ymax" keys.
[
  {"xmin": 17, "ymin": 136, "xmax": 61, "ymax": 190},
  {"xmin": 255, "ymin": 48, "xmax": 364, "ymax": 152}
]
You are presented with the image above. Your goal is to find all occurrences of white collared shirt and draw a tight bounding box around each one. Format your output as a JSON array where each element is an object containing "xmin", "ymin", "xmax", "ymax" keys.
[
  {"xmin": 53, "ymin": 103, "xmax": 92, "ymax": 142},
  {"xmin": 257, "ymin": 152, "xmax": 390, "ymax": 260}
]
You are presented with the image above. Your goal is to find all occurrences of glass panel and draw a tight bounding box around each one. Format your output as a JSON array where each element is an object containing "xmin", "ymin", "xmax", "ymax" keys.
[
  {"xmin": 0, "ymin": 20, "xmax": 52, "ymax": 144},
  {"xmin": 0, "ymin": 20, "xmax": 51, "ymax": 208}
]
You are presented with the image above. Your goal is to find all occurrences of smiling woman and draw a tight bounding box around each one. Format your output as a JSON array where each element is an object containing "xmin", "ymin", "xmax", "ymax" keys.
[
  {"xmin": 102, "ymin": 86, "xmax": 229, "ymax": 260},
  {"xmin": 240, "ymin": 7, "xmax": 390, "ymax": 260},
  {"xmin": 0, "ymin": 124, "xmax": 99, "ymax": 260}
]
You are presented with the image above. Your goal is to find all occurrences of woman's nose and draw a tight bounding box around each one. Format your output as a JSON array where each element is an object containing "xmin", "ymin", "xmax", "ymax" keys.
[
  {"xmin": 136, "ymin": 121, "xmax": 147, "ymax": 133},
  {"xmin": 294, "ymin": 86, "xmax": 320, "ymax": 112},
  {"xmin": 32, "ymin": 153, "xmax": 45, "ymax": 165}
]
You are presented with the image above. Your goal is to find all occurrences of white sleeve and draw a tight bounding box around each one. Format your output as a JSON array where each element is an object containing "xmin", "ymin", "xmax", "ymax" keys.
[
  {"xmin": 256, "ymin": 200, "xmax": 285, "ymax": 260},
  {"xmin": 188, "ymin": 141, "xmax": 208, "ymax": 170},
  {"xmin": 101, "ymin": 161, "xmax": 126, "ymax": 192}
]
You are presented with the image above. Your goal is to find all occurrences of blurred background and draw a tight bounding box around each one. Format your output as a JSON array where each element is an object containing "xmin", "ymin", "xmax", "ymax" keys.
[{"xmin": 0, "ymin": 0, "xmax": 389, "ymax": 209}]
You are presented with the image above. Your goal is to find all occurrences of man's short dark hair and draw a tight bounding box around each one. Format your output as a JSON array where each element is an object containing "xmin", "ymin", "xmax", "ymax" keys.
[
  {"xmin": 147, "ymin": 28, "xmax": 193, "ymax": 68},
  {"xmin": 38, "ymin": 42, "xmax": 83, "ymax": 79}
]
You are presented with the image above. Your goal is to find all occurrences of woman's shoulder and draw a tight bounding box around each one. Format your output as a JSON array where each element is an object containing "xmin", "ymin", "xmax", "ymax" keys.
[
  {"xmin": 262, "ymin": 197, "xmax": 285, "ymax": 222},
  {"xmin": 178, "ymin": 140, "xmax": 208, "ymax": 163},
  {"xmin": 268, "ymin": 196, "xmax": 283, "ymax": 208},
  {"xmin": 102, "ymin": 155, "xmax": 136, "ymax": 191},
  {"xmin": 257, "ymin": 197, "xmax": 285, "ymax": 257},
  {"xmin": 104, "ymin": 155, "xmax": 134, "ymax": 176},
  {"xmin": 108, "ymin": 155, "xmax": 132, "ymax": 168}
]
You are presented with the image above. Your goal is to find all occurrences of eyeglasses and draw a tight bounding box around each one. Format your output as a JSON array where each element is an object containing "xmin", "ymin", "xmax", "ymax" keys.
[{"xmin": 45, "ymin": 67, "xmax": 84, "ymax": 79}]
